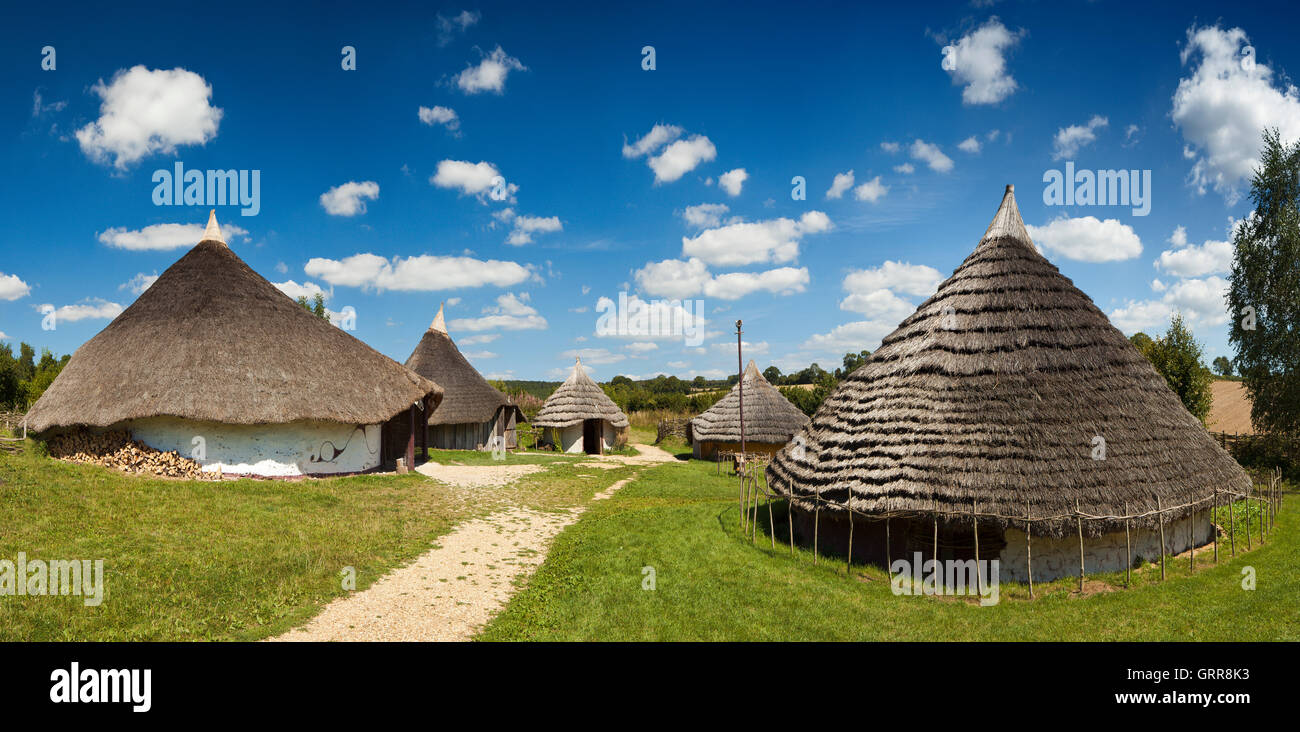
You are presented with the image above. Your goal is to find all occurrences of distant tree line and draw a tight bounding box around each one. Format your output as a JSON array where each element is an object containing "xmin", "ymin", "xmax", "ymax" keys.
[{"xmin": 0, "ymin": 342, "xmax": 70, "ymax": 410}]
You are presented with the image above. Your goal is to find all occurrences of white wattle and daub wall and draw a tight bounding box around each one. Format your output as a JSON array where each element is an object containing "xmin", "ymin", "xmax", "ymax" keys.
[{"xmin": 123, "ymin": 417, "xmax": 382, "ymax": 476}]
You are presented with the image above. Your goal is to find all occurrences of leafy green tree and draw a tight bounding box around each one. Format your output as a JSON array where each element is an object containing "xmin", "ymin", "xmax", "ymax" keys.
[
  {"xmin": 1228, "ymin": 127, "xmax": 1300, "ymax": 435},
  {"xmin": 762, "ymin": 366, "xmax": 782, "ymax": 383},
  {"xmin": 1212, "ymin": 356, "xmax": 1234, "ymax": 377},
  {"xmin": 297, "ymin": 294, "xmax": 330, "ymax": 321},
  {"xmin": 835, "ymin": 350, "xmax": 870, "ymax": 378},
  {"xmin": 1129, "ymin": 332, "xmax": 1154, "ymax": 357},
  {"xmin": 1143, "ymin": 314, "xmax": 1214, "ymax": 423},
  {"xmin": 0, "ymin": 344, "xmax": 20, "ymax": 408}
]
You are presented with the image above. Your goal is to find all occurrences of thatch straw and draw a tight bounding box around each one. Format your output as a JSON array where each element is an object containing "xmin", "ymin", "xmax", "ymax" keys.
[
  {"xmin": 405, "ymin": 304, "xmax": 524, "ymax": 426},
  {"xmin": 688, "ymin": 360, "xmax": 809, "ymax": 444},
  {"xmin": 26, "ymin": 212, "xmax": 442, "ymax": 432},
  {"xmin": 532, "ymin": 359, "xmax": 629, "ymax": 428},
  {"xmin": 766, "ymin": 185, "xmax": 1250, "ymax": 537}
]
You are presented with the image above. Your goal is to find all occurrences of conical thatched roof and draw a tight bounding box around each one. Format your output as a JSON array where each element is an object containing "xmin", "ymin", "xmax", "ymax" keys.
[
  {"xmin": 27, "ymin": 212, "xmax": 442, "ymax": 432},
  {"xmin": 690, "ymin": 361, "xmax": 809, "ymax": 443},
  {"xmin": 532, "ymin": 359, "xmax": 629, "ymax": 428},
  {"xmin": 405, "ymin": 303, "xmax": 521, "ymax": 426},
  {"xmin": 767, "ymin": 185, "xmax": 1249, "ymax": 537}
]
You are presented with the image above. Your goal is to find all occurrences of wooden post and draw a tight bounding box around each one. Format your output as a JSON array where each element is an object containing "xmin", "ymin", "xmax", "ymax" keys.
[
  {"xmin": 813, "ymin": 485, "xmax": 821, "ymax": 565},
  {"xmin": 1190, "ymin": 502, "xmax": 1196, "ymax": 572},
  {"xmin": 788, "ymin": 500, "xmax": 796, "ymax": 557},
  {"xmin": 1229, "ymin": 490, "xmax": 1236, "ymax": 557},
  {"xmin": 405, "ymin": 403, "xmax": 416, "ymax": 471},
  {"xmin": 735, "ymin": 320, "xmax": 745, "ymax": 458},
  {"xmin": 1025, "ymin": 501, "xmax": 1034, "ymax": 599},
  {"xmin": 738, "ymin": 469, "xmax": 745, "ymax": 530},
  {"xmin": 932, "ymin": 499, "xmax": 939, "ymax": 570},
  {"xmin": 1212, "ymin": 490, "xmax": 1218, "ymax": 564},
  {"xmin": 750, "ymin": 475, "xmax": 760, "ymax": 545},
  {"xmin": 1245, "ymin": 485, "xmax": 1252, "ymax": 551},
  {"xmin": 885, "ymin": 518, "xmax": 891, "ymax": 579},
  {"xmin": 1075, "ymin": 498, "xmax": 1085, "ymax": 592},
  {"xmin": 1157, "ymin": 495, "xmax": 1166, "ymax": 581},
  {"xmin": 1123, "ymin": 501, "xmax": 1131, "ymax": 588},
  {"xmin": 845, "ymin": 506, "xmax": 854, "ymax": 574},
  {"xmin": 972, "ymin": 500, "xmax": 981, "ymax": 596},
  {"xmin": 767, "ymin": 488, "xmax": 776, "ymax": 550}
]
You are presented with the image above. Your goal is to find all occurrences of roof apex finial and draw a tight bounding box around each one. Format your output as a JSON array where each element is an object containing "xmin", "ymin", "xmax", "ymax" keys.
[
  {"xmin": 430, "ymin": 302, "xmax": 447, "ymax": 333},
  {"xmin": 202, "ymin": 209, "xmax": 226, "ymax": 245}
]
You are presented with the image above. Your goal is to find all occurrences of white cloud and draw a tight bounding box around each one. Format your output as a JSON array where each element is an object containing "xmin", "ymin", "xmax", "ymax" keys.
[
  {"xmin": 1172, "ymin": 24, "xmax": 1300, "ymax": 201},
  {"xmin": 38, "ymin": 298, "xmax": 123, "ymax": 323},
  {"xmin": 0, "ymin": 272, "xmax": 31, "ymax": 301},
  {"xmin": 648, "ymin": 135, "xmax": 717, "ymax": 183},
  {"xmin": 706, "ymin": 267, "xmax": 810, "ymax": 300},
  {"xmin": 593, "ymin": 294, "xmax": 707, "ymax": 341},
  {"xmin": 626, "ymin": 342, "xmax": 658, "ymax": 353},
  {"xmin": 454, "ymin": 46, "xmax": 526, "ymax": 94},
  {"xmin": 623, "ymin": 124, "xmax": 683, "ymax": 158},
  {"xmin": 681, "ymin": 203, "xmax": 730, "ymax": 228},
  {"xmin": 880, "ymin": 141, "xmax": 900, "ymax": 154},
  {"xmin": 709, "ymin": 340, "xmax": 769, "ymax": 355},
  {"xmin": 273, "ymin": 280, "xmax": 329, "ymax": 301},
  {"xmin": 562, "ymin": 347, "xmax": 625, "ymax": 365},
  {"xmin": 1154, "ymin": 226, "xmax": 1233, "ymax": 277},
  {"xmin": 893, "ymin": 163, "xmax": 915, "ymax": 174},
  {"xmin": 418, "ymin": 105, "xmax": 459, "ymax": 132},
  {"xmin": 1026, "ymin": 215, "xmax": 1143, "ymax": 262},
  {"xmin": 719, "ymin": 168, "xmax": 748, "ymax": 196},
  {"xmin": 1052, "ymin": 115, "xmax": 1108, "ymax": 159},
  {"xmin": 97, "ymin": 221, "xmax": 249, "ymax": 251},
  {"xmin": 319, "ymin": 181, "xmax": 379, "ymax": 216},
  {"xmin": 449, "ymin": 292, "xmax": 548, "ymax": 332},
  {"xmin": 632, "ymin": 258, "xmax": 806, "ymax": 300},
  {"xmin": 957, "ymin": 135, "xmax": 981, "ymax": 153},
  {"xmin": 843, "ymin": 261, "xmax": 943, "ymax": 299},
  {"xmin": 825, "ymin": 170, "xmax": 854, "ymax": 199},
  {"xmin": 681, "ymin": 211, "xmax": 832, "ymax": 267},
  {"xmin": 120, "ymin": 272, "xmax": 158, "ymax": 296},
  {"xmin": 304, "ymin": 253, "xmax": 531, "ymax": 291},
  {"xmin": 802, "ymin": 319, "xmax": 898, "ymax": 354},
  {"xmin": 504, "ymin": 214, "xmax": 562, "ymax": 245},
  {"xmin": 1109, "ymin": 276, "xmax": 1230, "ymax": 333},
  {"xmin": 838, "ymin": 288, "xmax": 917, "ymax": 320},
  {"xmin": 853, "ymin": 176, "xmax": 889, "ymax": 202},
  {"xmin": 1152, "ymin": 278, "xmax": 1168, "ymax": 292},
  {"xmin": 939, "ymin": 18, "xmax": 1022, "ymax": 105},
  {"xmin": 437, "ymin": 10, "xmax": 480, "ymax": 46},
  {"xmin": 634, "ymin": 258, "xmax": 710, "ymax": 299},
  {"xmin": 910, "ymin": 139, "xmax": 954, "ymax": 173},
  {"xmin": 430, "ymin": 159, "xmax": 515, "ymax": 201},
  {"xmin": 460, "ymin": 333, "xmax": 498, "ymax": 345},
  {"xmin": 75, "ymin": 66, "xmax": 222, "ymax": 169},
  {"xmin": 462, "ymin": 350, "xmax": 498, "ymax": 360}
]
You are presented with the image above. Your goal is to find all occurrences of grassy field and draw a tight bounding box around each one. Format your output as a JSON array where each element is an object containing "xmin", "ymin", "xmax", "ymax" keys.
[
  {"xmin": 0, "ymin": 439, "xmax": 633, "ymax": 641},
  {"xmin": 481, "ymin": 457, "xmax": 1298, "ymax": 641}
]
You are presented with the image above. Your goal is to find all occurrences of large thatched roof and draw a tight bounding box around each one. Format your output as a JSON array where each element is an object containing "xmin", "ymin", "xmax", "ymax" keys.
[
  {"xmin": 27, "ymin": 212, "xmax": 442, "ymax": 432},
  {"xmin": 689, "ymin": 360, "xmax": 809, "ymax": 444},
  {"xmin": 767, "ymin": 185, "xmax": 1249, "ymax": 537},
  {"xmin": 532, "ymin": 359, "xmax": 629, "ymax": 428},
  {"xmin": 405, "ymin": 304, "xmax": 522, "ymax": 426}
]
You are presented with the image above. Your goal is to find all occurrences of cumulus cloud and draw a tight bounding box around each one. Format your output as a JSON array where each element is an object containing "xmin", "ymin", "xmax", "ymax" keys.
[
  {"xmin": 418, "ymin": 105, "xmax": 460, "ymax": 133},
  {"xmin": 1172, "ymin": 24, "xmax": 1300, "ymax": 201},
  {"xmin": 939, "ymin": 18, "xmax": 1023, "ymax": 105},
  {"xmin": 622, "ymin": 124, "xmax": 683, "ymax": 158},
  {"xmin": 681, "ymin": 211, "xmax": 832, "ymax": 267},
  {"xmin": 632, "ymin": 258, "xmax": 807, "ymax": 300},
  {"xmin": 681, "ymin": 203, "xmax": 730, "ymax": 228},
  {"xmin": 449, "ymin": 292, "xmax": 548, "ymax": 331},
  {"xmin": 460, "ymin": 333, "xmax": 499, "ymax": 345},
  {"xmin": 119, "ymin": 272, "xmax": 159, "ymax": 296},
  {"xmin": 804, "ymin": 261, "xmax": 942, "ymax": 355},
  {"xmin": 626, "ymin": 342, "xmax": 658, "ymax": 353},
  {"xmin": 97, "ymin": 221, "xmax": 249, "ymax": 250},
  {"xmin": 0, "ymin": 272, "xmax": 31, "ymax": 301},
  {"xmin": 437, "ymin": 10, "xmax": 480, "ymax": 46},
  {"xmin": 1052, "ymin": 115, "xmax": 1108, "ymax": 159},
  {"xmin": 37, "ymin": 298, "xmax": 123, "ymax": 323},
  {"xmin": 957, "ymin": 135, "xmax": 981, "ymax": 153},
  {"xmin": 430, "ymin": 159, "xmax": 515, "ymax": 202},
  {"xmin": 273, "ymin": 280, "xmax": 329, "ymax": 301},
  {"xmin": 802, "ymin": 319, "xmax": 898, "ymax": 354},
  {"xmin": 319, "ymin": 181, "xmax": 379, "ymax": 216},
  {"xmin": 1154, "ymin": 225, "xmax": 1233, "ymax": 278},
  {"xmin": 561, "ymin": 347, "xmax": 625, "ymax": 365},
  {"xmin": 893, "ymin": 163, "xmax": 915, "ymax": 174},
  {"xmin": 304, "ymin": 253, "xmax": 531, "ymax": 291},
  {"xmin": 719, "ymin": 168, "xmax": 748, "ymax": 196},
  {"xmin": 910, "ymin": 139, "xmax": 954, "ymax": 173},
  {"xmin": 853, "ymin": 176, "xmax": 889, "ymax": 202},
  {"xmin": 504, "ymin": 214, "xmax": 563, "ymax": 245},
  {"xmin": 825, "ymin": 170, "xmax": 854, "ymax": 199},
  {"xmin": 648, "ymin": 135, "xmax": 717, "ymax": 183},
  {"xmin": 880, "ymin": 141, "xmax": 901, "ymax": 154},
  {"xmin": 1026, "ymin": 215, "xmax": 1143, "ymax": 262},
  {"xmin": 454, "ymin": 46, "xmax": 526, "ymax": 94},
  {"xmin": 1109, "ymin": 276, "xmax": 1231, "ymax": 333},
  {"xmin": 75, "ymin": 66, "xmax": 222, "ymax": 169},
  {"xmin": 842, "ymin": 261, "xmax": 943, "ymax": 299}
]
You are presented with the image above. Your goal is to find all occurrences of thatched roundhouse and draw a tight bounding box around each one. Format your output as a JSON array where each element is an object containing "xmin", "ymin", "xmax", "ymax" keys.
[
  {"xmin": 26, "ymin": 212, "xmax": 443, "ymax": 477},
  {"xmin": 532, "ymin": 359, "xmax": 629, "ymax": 454},
  {"xmin": 405, "ymin": 303, "xmax": 525, "ymax": 450},
  {"xmin": 688, "ymin": 360, "xmax": 809, "ymax": 460},
  {"xmin": 766, "ymin": 186, "xmax": 1250, "ymax": 583}
]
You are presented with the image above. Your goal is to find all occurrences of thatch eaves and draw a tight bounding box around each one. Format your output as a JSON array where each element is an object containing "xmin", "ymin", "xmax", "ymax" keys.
[{"xmin": 689, "ymin": 360, "xmax": 809, "ymax": 443}]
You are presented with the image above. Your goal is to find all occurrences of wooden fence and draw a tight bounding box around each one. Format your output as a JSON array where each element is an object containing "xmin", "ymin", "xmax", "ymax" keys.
[{"xmin": 655, "ymin": 418, "xmax": 689, "ymax": 444}]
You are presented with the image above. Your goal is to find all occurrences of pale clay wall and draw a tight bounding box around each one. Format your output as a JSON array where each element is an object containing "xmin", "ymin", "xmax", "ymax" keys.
[
  {"xmin": 549, "ymin": 421, "xmax": 619, "ymax": 453},
  {"xmin": 124, "ymin": 417, "xmax": 382, "ymax": 477},
  {"xmin": 996, "ymin": 513, "xmax": 1214, "ymax": 583}
]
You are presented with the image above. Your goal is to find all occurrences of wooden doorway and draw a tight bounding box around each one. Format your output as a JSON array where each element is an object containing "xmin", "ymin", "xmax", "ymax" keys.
[{"xmin": 582, "ymin": 419, "xmax": 601, "ymax": 455}]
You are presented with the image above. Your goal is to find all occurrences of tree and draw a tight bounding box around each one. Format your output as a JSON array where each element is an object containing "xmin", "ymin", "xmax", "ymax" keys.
[
  {"xmin": 1129, "ymin": 332, "xmax": 1154, "ymax": 357},
  {"xmin": 0, "ymin": 344, "xmax": 20, "ymax": 409},
  {"xmin": 1212, "ymin": 356, "xmax": 1234, "ymax": 377},
  {"xmin": 836, "ymin": 350, "xmax": 870, "ymax": 378},
  {"xmin": 297, "ymin": 294, "xmax": 330, "ymax": 321},
  {"xmin": 762, "ymin": 366, "xmax": 782, "ymax": 384},
  {"xmin": 1143, "ymin": 314, "xmax": 1214, "ymax": 423},
  {"xmin": 1228, "ymin": 127, "xmax": 1300, "ymax": 435}
]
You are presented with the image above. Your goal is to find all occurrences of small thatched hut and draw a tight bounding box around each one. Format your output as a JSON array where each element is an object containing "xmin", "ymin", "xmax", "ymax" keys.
[
  {"xmin": 26, "ymin": 212, "xmax": 443, "ymax": 477},
  {"xmin": 767, "ymin": 185, "xmax": 1250, "ymax": 583},
  {"xmin": 532, "ymin": 359, "xmax": 629, "ymax": 454},
  {"xmin": 405, "ymin": 303, "xmax": 525, "ymax": 451},
  {"xmin": 688, "ymin": 360, "xmax": 809, "ymax": 460}
]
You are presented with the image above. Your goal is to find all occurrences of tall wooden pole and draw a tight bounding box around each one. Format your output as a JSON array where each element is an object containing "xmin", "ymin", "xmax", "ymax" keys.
[
  {"xmin": 1213, "ymin": 490, "xmax": 1218, "ymax": 564},
  {"xmin": 1075, "ymin": 498, "xmax": 1085, "ymax": 592},
  {"xmin": 1025, "ymin": 501, "xmax": 1034, "ymax": 599},
  {"xmin": 1123, "ymin": 501, "xmax": 1131, "ymax": 588},
  {"xmin": 735, "ymin": 320, "xmax": 745, "ymax": 459},
  {"xmin": 1157, "ymin": 495, "xmax": 1166, "ymax": 581},
  {"xmin": 972, "ymin": 500, "xmax": 981, "ymax": 596}
]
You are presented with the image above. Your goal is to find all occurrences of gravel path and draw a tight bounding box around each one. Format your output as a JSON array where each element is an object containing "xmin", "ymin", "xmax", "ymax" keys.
[
  {"xmin": 268, "ymin": 451, "xmax": 660, "ymax": 642},
  {"xmin": 414, "ymin": 461, "xmax": 545, "ymax": 488}
]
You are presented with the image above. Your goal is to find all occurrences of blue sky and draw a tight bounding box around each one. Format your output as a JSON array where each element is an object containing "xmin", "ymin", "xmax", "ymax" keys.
[{"xmin": 3, "ymin": 0, "xmax": 1299, "ymax": 381}]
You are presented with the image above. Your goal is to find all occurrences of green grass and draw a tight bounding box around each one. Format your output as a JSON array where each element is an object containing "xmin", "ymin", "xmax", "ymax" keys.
[
  {"xmin": 480, "ymin": 458, "xmax": 1299, "ymax": 641},
  {"xmin": 0, "ymin": 440, "xmax": 633, "ymax": 641}
]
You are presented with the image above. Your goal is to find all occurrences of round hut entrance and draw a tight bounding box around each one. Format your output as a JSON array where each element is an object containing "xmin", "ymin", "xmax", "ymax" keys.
[{"xmin": 582, "ymin": 419, "xmax": 601, "ymax": 455}]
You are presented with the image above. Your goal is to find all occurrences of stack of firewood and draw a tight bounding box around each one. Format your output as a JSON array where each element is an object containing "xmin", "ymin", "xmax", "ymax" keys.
[{"xmin": 47, "ymin": 430, "xmax": 219, "ymax": 480}]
